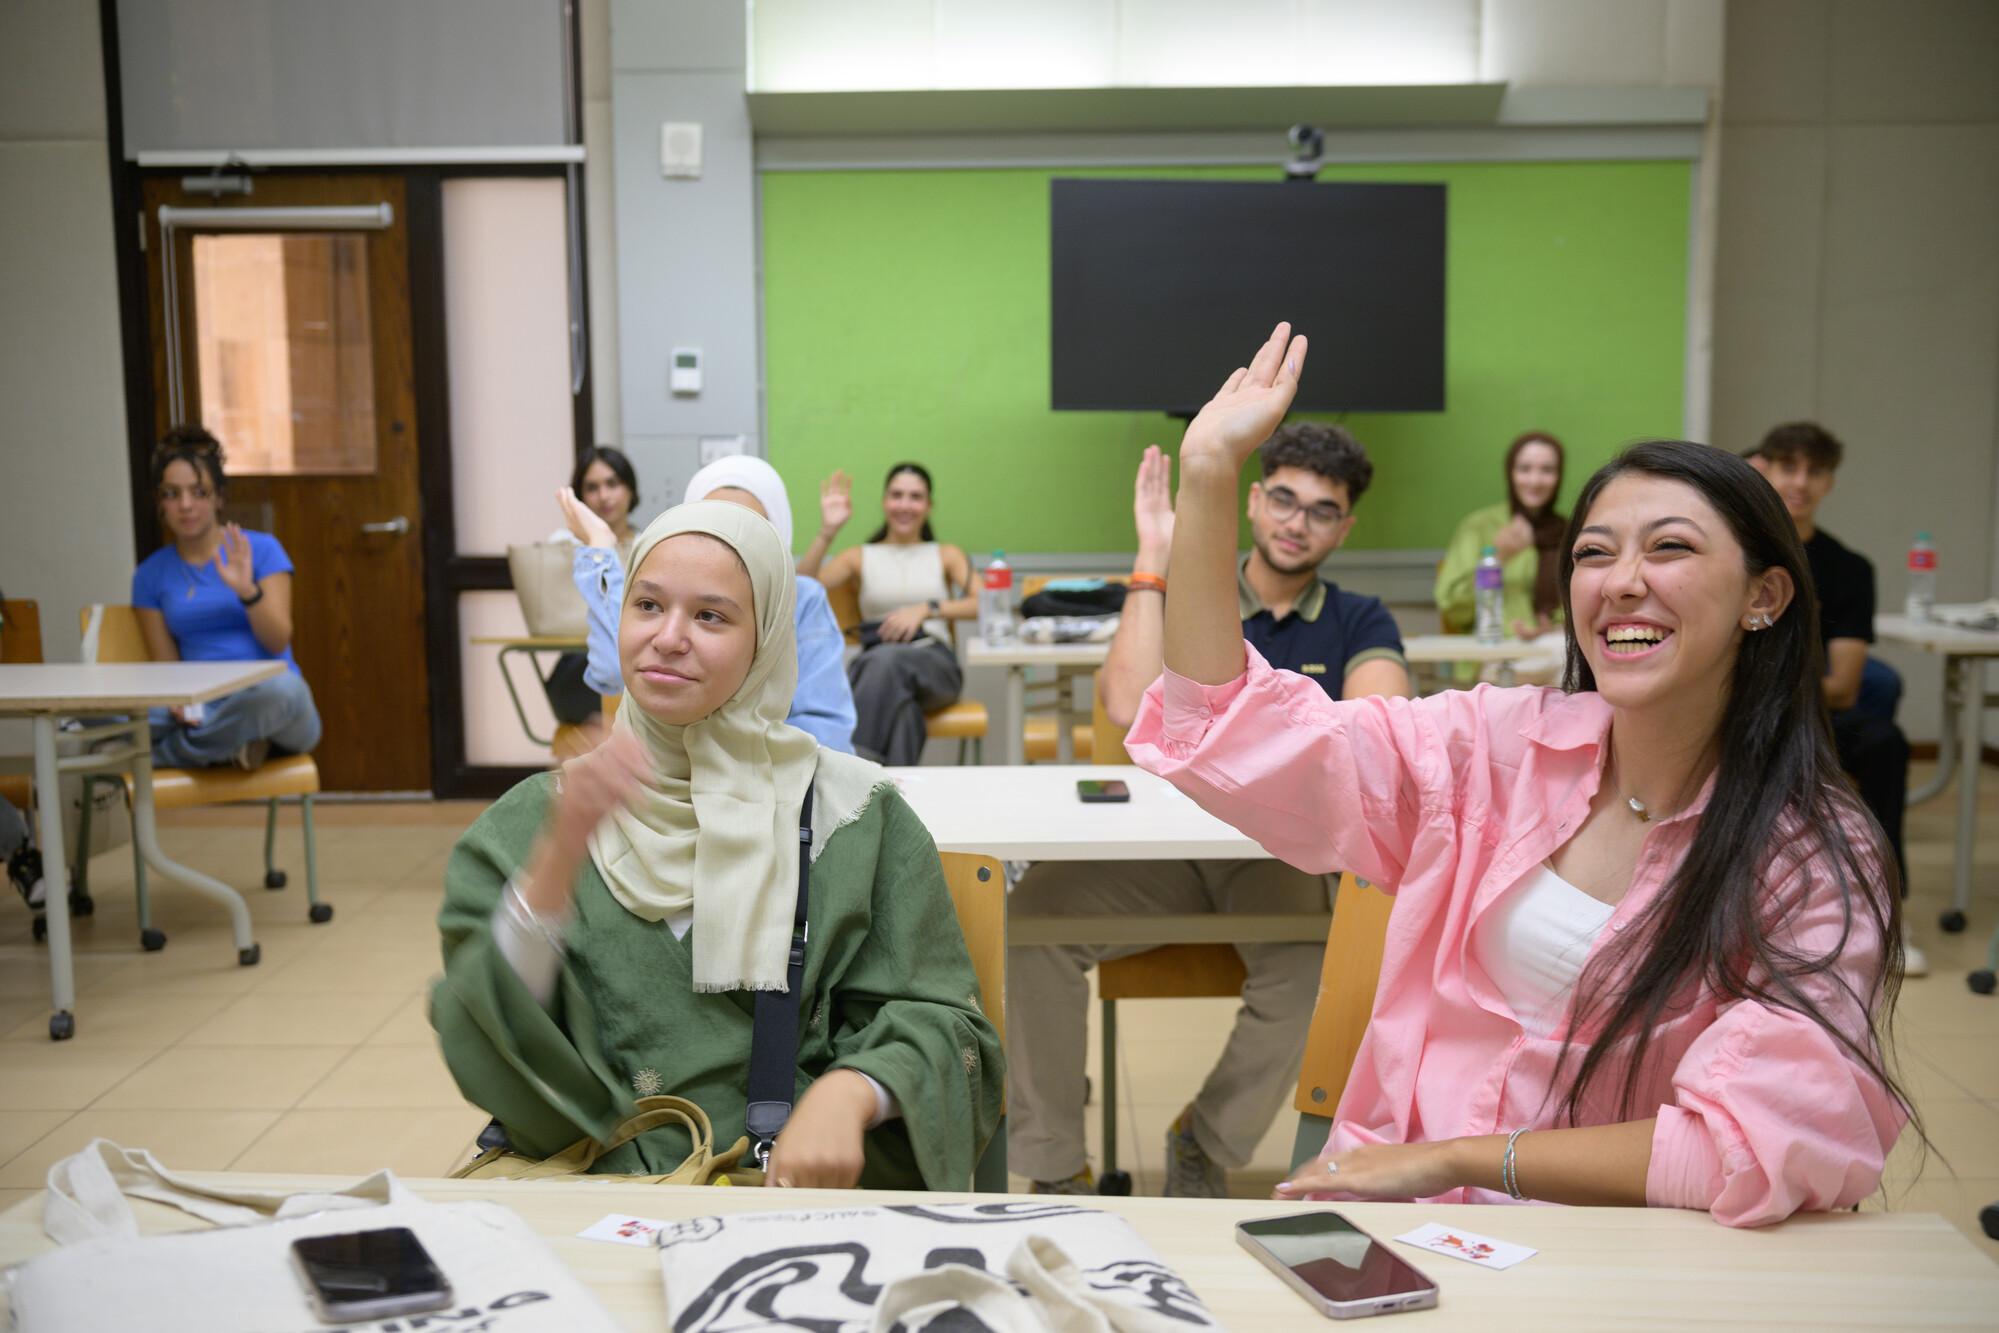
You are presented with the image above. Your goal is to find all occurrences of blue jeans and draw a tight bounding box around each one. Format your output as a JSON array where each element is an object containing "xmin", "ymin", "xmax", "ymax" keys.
[
  {"xmin": 149, "ymin": 673, "xmax": 322, "ymax": 768},
  {"xmin": 1854, "ymin": 655, "xmax": 1902, "ymax": 724}
]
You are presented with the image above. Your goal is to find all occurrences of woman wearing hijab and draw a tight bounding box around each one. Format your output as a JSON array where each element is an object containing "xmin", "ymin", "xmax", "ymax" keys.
[
  {"xmin": 433, "ymin": 502, "xmax": 1002, "ymax": 1189},
  {"xmin": 557, "ymin": 455, "xmax": 856, "ymax": 752},
  {"xmin": 1436, "ymin": 432, "xmax": 1569, "ymax": 639}
]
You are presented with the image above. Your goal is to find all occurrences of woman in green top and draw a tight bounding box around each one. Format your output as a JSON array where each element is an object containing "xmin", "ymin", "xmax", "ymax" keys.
[
  {"xmin": 432, "ymin": 501, "xmax": 1002, "ymax": 1191},
  {"xmin": 1435, "ymin": 431, "xmax": 1568, "ymax": 637}
]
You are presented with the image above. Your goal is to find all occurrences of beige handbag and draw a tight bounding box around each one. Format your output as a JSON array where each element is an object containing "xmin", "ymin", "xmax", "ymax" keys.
[
  {"xmin": 453, "ymin": 1094, "xmax": 765, "ymax": 1187},
  {"xmin": 507, "ymin": 541, "xmax": 590, "ymax": 638}
]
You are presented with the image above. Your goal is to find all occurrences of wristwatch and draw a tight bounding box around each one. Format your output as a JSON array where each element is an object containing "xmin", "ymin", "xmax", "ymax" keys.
[{"xmin": 925, "ymin": 599, "xmax": 942, "ymax": 617}]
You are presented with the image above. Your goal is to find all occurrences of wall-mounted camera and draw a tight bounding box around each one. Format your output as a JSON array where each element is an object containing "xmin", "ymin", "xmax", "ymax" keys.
[{"xmin": 1285, "ymin": 124, "xmax": 1325, "ymax": 183}]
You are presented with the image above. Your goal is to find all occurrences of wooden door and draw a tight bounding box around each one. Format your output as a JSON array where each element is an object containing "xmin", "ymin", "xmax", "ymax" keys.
[{"xmin": 141, "ymin": 174, "xmax": 430, "ymax": 792}]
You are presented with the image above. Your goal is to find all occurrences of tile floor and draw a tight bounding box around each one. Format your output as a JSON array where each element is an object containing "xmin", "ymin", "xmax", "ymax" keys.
[{"xmin": 0, "ymin": 768, "xmax": 1994, "ymax": 1264}]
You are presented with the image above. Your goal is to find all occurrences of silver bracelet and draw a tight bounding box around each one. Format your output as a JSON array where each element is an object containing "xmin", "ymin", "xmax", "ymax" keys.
[
  {"xmin": 505, "ymin": 881, "xmax": 571, "ymax": 955},
  {"xmin": 1501, "ymin": 1127, "xmax": 1530, "ymax": 1201}
]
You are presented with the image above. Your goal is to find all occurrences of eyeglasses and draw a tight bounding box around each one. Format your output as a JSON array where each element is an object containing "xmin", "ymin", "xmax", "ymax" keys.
[
  {"xmin": 158, "ymin": 485, "xmax": 214, "ymax": 503},
  {"xmin": 1261, "ymin": 486, "xmax": 1346, "ymax": 531}
]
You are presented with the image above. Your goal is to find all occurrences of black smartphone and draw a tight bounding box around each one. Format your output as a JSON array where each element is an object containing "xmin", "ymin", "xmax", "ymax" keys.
[
  {"xmin": 291, "ymin": 1226, "xmax": 453, "ymax": 1323},
  {"xmin": 1076, "ymin": 779, "xmax": 1130, "ymax": 803},
  {"xmin": 1236, "ymin": 1211, "xmax": 1439, "ymax": 1319}
]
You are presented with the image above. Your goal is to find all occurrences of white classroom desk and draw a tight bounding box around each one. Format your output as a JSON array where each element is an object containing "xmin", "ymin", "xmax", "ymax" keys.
[
  {"xmin": 1876, "ymin": 610, "xmax": 1999, "ymax": 933},
  {"xmin": 3, "ymin": 1173, "xmax": 1993, "ymax": 1330},
  {"xmin": 962, "ymin": 636, "xmax": 1110, "ymax": 765},
  {"xmin": 887, "ymin": 764, "xmax": 1330, "ymax": 948},
  {"xmin": 1401, "ymin": 633, "xmax": 1565, "ymax": 686},
  {"xmin": 0, "ymin": 660, "xmax": 282, "ymax": 1040}
]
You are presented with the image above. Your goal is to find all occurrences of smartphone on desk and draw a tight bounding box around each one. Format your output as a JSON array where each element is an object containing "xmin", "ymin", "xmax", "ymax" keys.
[
  {"xmin": 291, "ymin": 1226, "xmax": 452, "ymax": 1323},
  {"xmin": 1237, "ymin": 1211, "xmax": 1439, "ymax": 1319},
  {"xmin": 1076, "ymin": 779, "xmax": 1130, "ymax": 803}
]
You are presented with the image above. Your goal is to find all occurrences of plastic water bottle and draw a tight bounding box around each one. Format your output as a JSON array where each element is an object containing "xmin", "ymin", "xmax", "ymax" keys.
[
  {"xmin": 1474, "ymin": 545, "xmax": 1505, "ymax": 644},
  {"xmin": 980, "ymin": 551, "xmax": 1015, "ymax": 645},
  {"xmin": 1905, "ymin": 533, "xmax": 1937, "ymax": 621}
]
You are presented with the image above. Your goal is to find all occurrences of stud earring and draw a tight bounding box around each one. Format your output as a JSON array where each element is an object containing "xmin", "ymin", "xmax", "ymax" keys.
[{"xmin": 1745, "ymin": 612, "xmax": 1773, "ymax": 631}]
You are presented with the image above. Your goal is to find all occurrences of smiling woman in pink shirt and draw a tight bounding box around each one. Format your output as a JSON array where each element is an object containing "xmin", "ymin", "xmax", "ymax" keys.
[{"xmin": 1125, "ymin": 325, "xmax": 1915, "ymax": 1228}]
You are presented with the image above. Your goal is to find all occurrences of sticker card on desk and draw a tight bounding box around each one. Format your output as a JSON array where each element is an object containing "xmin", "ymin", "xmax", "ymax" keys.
[
  {"xmin": 1395, "ymin": 1222, "xmax": 1536, "ymax": 1270},
  {"xmin": 579, "ymin": 1213, "xmax": 671, "ymax": 1247}
]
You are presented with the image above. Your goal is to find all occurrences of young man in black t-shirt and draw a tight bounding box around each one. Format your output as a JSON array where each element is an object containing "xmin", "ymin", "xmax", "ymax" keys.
[
  {"xmin": 1748, "ymin": 423, "xmax": 1924, "ymax": 975},
  {"xmin": 1007, "ymin": 424, "xmax": 1410, "ymax": 1198}
]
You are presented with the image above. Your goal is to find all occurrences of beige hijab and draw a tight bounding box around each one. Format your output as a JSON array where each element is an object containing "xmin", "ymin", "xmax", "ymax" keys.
[{"xmin": 581, "ymin": 501, "xmax": 820, "ymax": 992}]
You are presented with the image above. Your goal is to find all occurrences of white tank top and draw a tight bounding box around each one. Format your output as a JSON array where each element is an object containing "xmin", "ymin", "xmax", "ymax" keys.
[
  {"xmin": 859, "ymin": 541, "xmax": 952, "ymax": 645},
  {"xmin": 1468, "ymin": 862, "xmax": 1616, "ymax": 1038}
]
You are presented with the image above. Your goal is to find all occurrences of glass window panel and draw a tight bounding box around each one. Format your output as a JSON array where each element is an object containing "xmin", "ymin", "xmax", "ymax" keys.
[
  {"xmin": 191, "ymin": 233, "xmax": 377, "ymax": 475},
  {"xmin": 460, "ymin": 590, "xmax": 565, "ymax": 768},
  {"xmin": 442, "ymin": 177, "xmax": 573, "ymax": 555}
]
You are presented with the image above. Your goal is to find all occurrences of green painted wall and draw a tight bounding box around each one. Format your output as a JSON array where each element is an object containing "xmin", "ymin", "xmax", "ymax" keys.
[{"xmin": 763, "ymin": 160, "xmax": 1689, "ymax": 555}]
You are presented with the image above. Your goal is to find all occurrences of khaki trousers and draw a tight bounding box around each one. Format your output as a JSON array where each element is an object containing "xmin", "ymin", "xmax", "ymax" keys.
[{"xmin": 1004, "ymin": 858, "xmax": 1333, "ymax": 1181}]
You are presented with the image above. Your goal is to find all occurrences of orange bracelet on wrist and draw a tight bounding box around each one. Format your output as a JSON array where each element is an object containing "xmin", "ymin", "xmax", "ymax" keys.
[{"xmin": 1127, "ymin": 572, "xmax": 1167, "ymax": 595}]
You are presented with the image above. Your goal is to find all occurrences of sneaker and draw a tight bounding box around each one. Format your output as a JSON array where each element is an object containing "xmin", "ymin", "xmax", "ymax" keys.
[
  {"xmin": 1903, "ymin": 935, "xmax": 1930, "ymax": 978},
  {"xmin": 1029, "ymin": 1167, "xmax": 1096, "ymax": 1196},
  {"xmin": 232, "ymin": 739, "xmax": 271, "ymax": 771},
  {"xmin": 8, "ymin": 845, "xmax": 46, "ymax": 911},
  {"xmin": 1163, "ymin": 1106, "xmax": 1226, "ymax": 1199}
]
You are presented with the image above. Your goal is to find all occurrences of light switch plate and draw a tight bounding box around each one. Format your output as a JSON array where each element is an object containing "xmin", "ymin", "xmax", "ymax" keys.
[{"xmin": 699, "ymin": 435, "xmax": 747, "ymax": 465}]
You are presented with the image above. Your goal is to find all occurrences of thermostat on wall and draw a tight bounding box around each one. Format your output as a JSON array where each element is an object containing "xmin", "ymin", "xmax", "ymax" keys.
[{"xmin": 671, "ymin": 347, "xmax": 701, "ymax": 395}]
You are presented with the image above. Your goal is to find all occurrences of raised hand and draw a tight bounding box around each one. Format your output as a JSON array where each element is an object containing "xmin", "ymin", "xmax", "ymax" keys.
[
  {"xmin": 549, "ymin": 726, "xmax": 651, "ymax": 854},
  {"xmin": 818, "ymin": 470, "xmax": 853, "ymax": 536},
  {"xmin": 558, "ymin": 485, "xmax": 617, "ymax": 550},
  {"xmin": 1133, "ymin": 445, "xmax": 1175, "ymax": 564},
  {"xmin": 213, "ymin": 524, "xmax": 258, "ymax": 600},
  {"xmin": 1178, "ymin": 322, "xmax": 1308, "ymax": 478}
]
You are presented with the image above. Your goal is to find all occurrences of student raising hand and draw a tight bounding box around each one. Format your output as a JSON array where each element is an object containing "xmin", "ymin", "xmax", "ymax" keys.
[{"xmin": 1178, "ymin": 322, "xmax": 1309, "ymax": 480}]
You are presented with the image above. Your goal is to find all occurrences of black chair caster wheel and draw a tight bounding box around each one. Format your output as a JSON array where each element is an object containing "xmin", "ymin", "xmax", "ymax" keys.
[
  {"xmin": 1970, "ymin": 970, "xmax": 1997, "ymax": 995},
  {"xmin": 49, "ymin": 1011, "xmax": 74, "ymax": 1041},
  {"xmin": 69, "ymin": 891, "xmax": 94, "ymax": 917},
  {"xmin": 1940, "ymin": 910, "xmax": 1967, "ymax": 933},
  {"xmin": 264, "ymin": 870, "xmax": 287, "ymax": 890},
  {"xmin": 308, "ymin": 903, "xmax": 333, "ymax": 924},
  {"xmin": 238, "ymin": 943, "xmax": 261, "ymax": 966},
  {"xmin": 1981, "ymin": 1203, "xmax": 1999, "ymax": 1242},
  {"xmin": 1098, "ymin": 1171, "xmax": 1133, "ymax": 1196},
  {"xmin": 31, "ymin": 915, "xmax": 46, "ymax": 942},
  {"xmin": 140, "ymin": 928, "xmax": 167, "ymax": 952}
]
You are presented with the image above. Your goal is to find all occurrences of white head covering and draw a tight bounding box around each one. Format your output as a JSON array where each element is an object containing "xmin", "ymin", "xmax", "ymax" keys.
[
  {"xmin": 579, "ymin": 500, "xmax": 819, "ymax": 992},
  {"xmin": 683, "ymin": 455, "xmax": 794, "ymax": 553}
]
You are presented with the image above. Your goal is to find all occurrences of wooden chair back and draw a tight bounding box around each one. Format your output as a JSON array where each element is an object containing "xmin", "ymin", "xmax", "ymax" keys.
[
  {"xmin": 1090, "ymin": 692, "xmax": 1130, "ymax": 768},
  {"xmin": 1, "ymin": 600, "xmax": 43, "ymax": 665},
  {"xmin": 80, "ymin": 605, "xmax": 153, "ymax": 664},
  {"xmin": 1293, "ymin": 871, "xmax": 1396, "ymax": 1119},
  {"xmin": 939, "ymin": 852, "xmax": 1006, "ymax": 1047},
  {"xmin": 826, "ymin": 578, "xmax": 863, "ymax": 642}
]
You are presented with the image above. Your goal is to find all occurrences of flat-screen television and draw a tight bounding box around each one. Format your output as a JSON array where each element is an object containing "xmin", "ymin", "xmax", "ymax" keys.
[{"xmin": 1050, "ymin": 178, "xmax": 1446, "ymax": 414}]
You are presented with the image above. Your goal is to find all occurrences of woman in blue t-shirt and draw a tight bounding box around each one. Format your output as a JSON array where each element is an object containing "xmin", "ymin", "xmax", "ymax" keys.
[{"xmin": 130, "ymin": 427, "xmax": 321, "ymax": 770}]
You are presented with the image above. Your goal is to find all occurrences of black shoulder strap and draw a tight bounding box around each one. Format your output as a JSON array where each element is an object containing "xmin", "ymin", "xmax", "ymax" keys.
[{"xmin": 745, "ymin": 779, "xmax": 813, "ymax": 1169}]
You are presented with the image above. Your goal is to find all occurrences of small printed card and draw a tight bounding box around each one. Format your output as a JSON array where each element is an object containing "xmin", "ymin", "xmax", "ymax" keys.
[
  {"xmin": 578, "ymin": 1213, "xmax": 672, "ymax": 1247},
  {"xmin": 1393, "ymin": 1222, "xmax": 1537, "ymax": 1270}
]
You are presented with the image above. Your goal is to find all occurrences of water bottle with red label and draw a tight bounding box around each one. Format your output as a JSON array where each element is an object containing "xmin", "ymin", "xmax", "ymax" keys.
[
  {"xmin": 980, "ymin": 551, "xmax": 1015, "ymax": 645},
  {"xmin": 1905, "ymin": 532, "xmax": 1936, "ymax": 621}
]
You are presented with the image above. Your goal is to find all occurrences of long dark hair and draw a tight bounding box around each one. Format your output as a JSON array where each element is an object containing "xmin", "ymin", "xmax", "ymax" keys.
[
  {"xmin": 1550, "ymin": 441, "xmax": 1913, "ymax": 1138},
  {"xmin": 1507, "ymin": 431, "xmax": 1567, "ymax": 618},
  {"xmin": 866, "ymin": 461, "xmax": 936, "ymax": 543},
  {"xmin": 571, "ymin": 445, "xmax": 638, "ymax": 501}
]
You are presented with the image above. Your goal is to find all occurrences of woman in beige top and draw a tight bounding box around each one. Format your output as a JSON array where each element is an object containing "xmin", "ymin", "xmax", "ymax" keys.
[{"xmin": 801, "ymin": 463, "xmax": 976, "ymax": 764}]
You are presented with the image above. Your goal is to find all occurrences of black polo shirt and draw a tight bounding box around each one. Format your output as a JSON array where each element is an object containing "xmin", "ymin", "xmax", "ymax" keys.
[
  {"xmin": 1235, "ymin": 555, "xmax": 1406, "ymax": 699},
  {"xmin": 1803, "ymin": 529, "xmax": 1875, "ymax": 646}
]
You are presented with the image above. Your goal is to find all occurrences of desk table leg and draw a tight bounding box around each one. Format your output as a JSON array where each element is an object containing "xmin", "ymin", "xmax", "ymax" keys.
[
  {"xmin": 1005, "ymin": 666, "xmax": 1026, "ymax": 767},
  {"xmin": 1911, "ymin": 655, "xmax": 1961, "ymax": 806},
  {"xmin": 1056, "ymin": 666, "xmax": 1077, "ymax": 764},
  {"xmin": 128, "ymin": 748, "xmax": 260, "ymax": 964},
  {"xmin": 32, "ymin": 717, "xmax": 76, "ymax": 1040},
  {"xmin": 1943, "ymin": 655, "xmax": 1982, "ymax": 933}
]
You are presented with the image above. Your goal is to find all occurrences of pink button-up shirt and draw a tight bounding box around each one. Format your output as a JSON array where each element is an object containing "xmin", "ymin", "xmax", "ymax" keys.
[{"xmin": 1127, "ymin": 646, "xmax": 1904, "ymax": 1227}]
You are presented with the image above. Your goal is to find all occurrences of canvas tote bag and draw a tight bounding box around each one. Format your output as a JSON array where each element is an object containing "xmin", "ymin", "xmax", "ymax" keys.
[
  {"xmin": 8, "ymin": 1139, "xmax": 620, "ymax": 1333},
  {"xmin": 452, "ymin": 1094, "xmax": 764, "ymax": 1187},
  {"xmin": 507, "ymin": 541, "xmax": 590, "ymax": 638}
]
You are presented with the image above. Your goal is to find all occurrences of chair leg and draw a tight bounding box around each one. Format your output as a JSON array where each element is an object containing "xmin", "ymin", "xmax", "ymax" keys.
[
  {"xmin": 132, "ymin": 815, "xmax": 160, "ymax": 950},
  {"xmin": 302, "ymin": 795, "xmax": 330, "ymax": 924},
  {"xmin": 262, "ymin": 798, "xmax": 286, "ymax": 889},
  {"xmin": 973, "ymin": 736, "xmax": 983, "ymax": 765},
  {"xmin": 958, "ymin": 737, "xmax": 968, "ymax": 765},
  {"xmin": 1100, "ymin": 998, "xmax": 1118, "ymax": 1176}
]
